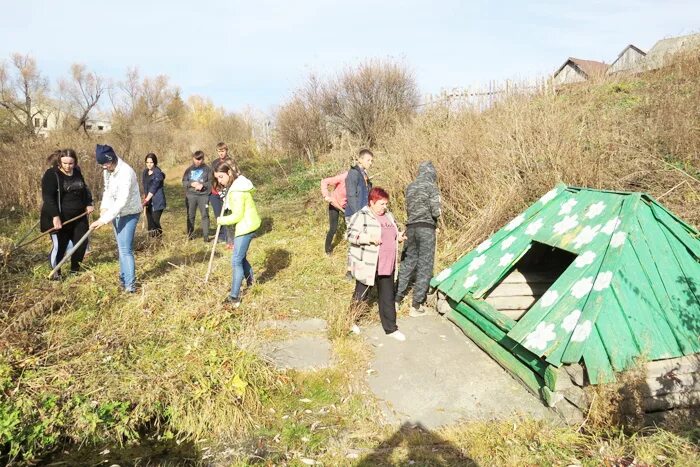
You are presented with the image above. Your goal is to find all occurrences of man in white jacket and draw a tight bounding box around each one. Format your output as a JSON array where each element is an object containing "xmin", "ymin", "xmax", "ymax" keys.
[{"xmin": 90, "ymin": 144, "xmax": 142, "ymax": 293}]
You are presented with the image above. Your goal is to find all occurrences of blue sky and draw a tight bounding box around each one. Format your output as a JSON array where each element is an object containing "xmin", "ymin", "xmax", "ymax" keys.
[{"xmin": 1, "ymin": 0, "xmax": 698, "ymax": 113}]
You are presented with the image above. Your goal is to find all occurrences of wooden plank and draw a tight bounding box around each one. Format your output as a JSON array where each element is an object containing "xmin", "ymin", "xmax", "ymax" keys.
[
  {"xmin": 614, "ymin": 226, "xmax": 682, "ymax": 360},
  {"xmin": 623, "ymin": 390, "xmax": 700, "ymax": 413},
  {"xmin": 650, "ymin": 201, "xmax": 700, "ymax": 260},
  {"xmin": 661, "ymin": 224, "xmax": 700, "ymax": 351},
  {"xmin": 487, "ymin": 282, "xmax": 551, "ymax": 297},
  {"xmin": 463, "ymin": 296, "xmax": 516, "ymax": 332},
  {"xmin": 560, "ymin": 196, "xmax": 631, "ymax": 365},
  {"xmin": 582, "ymin": 324, "xmax": 616, "ymax": 384},
  {"xmin": 446, "ymin": 308, "xmax": 545, "ymax": 397},
  {"xmin": 452, "ymin": 300, "xmax": 547, "ymax": 375},
  {"xmin": 630, "ymin": 212, "xmax": 698, "ymax": 354},
  {"xmin": 646, "ymin": 355, "xmax": 700, "ymax": 377},
  {"xmin": 636, "ymin": 205, "xmax": 700, "ymax": 354},
  {"xmin": 433, "ymin": 185, "xmax": 568, "ymax": 296},
  {"xmin": 501, "ymin": 308, "xmax": 528, "ymax": 321},
  {"xmin": 485, "ymin": 295, "xmax": 538, "ymax": 311},
  {"xmin": 596, "ymin": 284, "xmax": 643, "ymax": 371},
  {"xmin": 639, "ymin": 372, "xmax": 700, "ymax": 397},
  {"xmin": 501, "ymin": 270, "xmax": 559, "ymax": 285}
]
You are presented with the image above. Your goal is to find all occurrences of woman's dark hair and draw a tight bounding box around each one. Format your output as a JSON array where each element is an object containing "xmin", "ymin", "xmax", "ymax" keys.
[
  {"xmin": 59, "ymin": 148, "xmax": 78, "ymax": 163},
  {"xmin": 145, "ymin": 153, "xmax": 158, "ymax": 166},
  {"xmin": 193, "ymin": 150, "xmax": 205, "ymax": 160},
  {"xmin": 46, "ymin": 150, "xmax": 61, "ymax": 167},
  {"xmin": 213, "ymin": 161, "xmax": 240, "ymax": 190}
]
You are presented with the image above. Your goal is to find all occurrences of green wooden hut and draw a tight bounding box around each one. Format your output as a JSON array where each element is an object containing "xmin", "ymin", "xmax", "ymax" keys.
[{"xmin": 432, "ymin": 184, "xmax": 700, "ymax": 414}]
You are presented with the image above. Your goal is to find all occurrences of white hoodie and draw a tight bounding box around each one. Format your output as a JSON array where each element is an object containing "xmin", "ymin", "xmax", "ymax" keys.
[{"xmin": 98, "ymin": 157, "xmax": 142, "ymax": 224}]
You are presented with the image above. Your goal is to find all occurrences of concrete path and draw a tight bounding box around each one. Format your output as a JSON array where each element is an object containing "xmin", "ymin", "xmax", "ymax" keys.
[
  {"xmin": 257, "ymin": 318, "xmax": 332, "ymax": 371},
  {"xmin": 363, "ymin": 314, "xmax": 557, "ymax": 429}
]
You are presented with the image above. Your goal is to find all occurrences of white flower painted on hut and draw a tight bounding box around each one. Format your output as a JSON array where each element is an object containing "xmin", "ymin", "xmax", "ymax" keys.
[
  {"xmin": 571, "ymin": 277, "xmax": 594, "ymax": 298},
  {"xmin": 505, "ymin": 214, "xmax": 525, "ymax": 232},
  {"xmin": 463, "ymin": 275, "xmax": 478, "ymax": 289},
  {"xmin": 574, "ymin": 251, "xmax": 597, "ymax": 268},
  {"xmin": 558, "ymin": 199, "xmax": 578, "ymax": 215},
  {"xmin": 571, "ymin": 320, "xmax": 593, "ymax": 343},
  {"xmin": 540, "ymin": 188, "xmax": 558, "ymax": 205},
  {"xmin": 499, "ymin": 252, "xmax": 515, "ymax": 267},
  {"xmin": 476, "ymin": 239, "xmax": 492, "ymax": 253},
  {"xmin": 585, "ymin": 201, "xmax": 606, "ymax": 219},
  {"xmin": 435, "ymin": 268, "xmax": 452, "ymax": 282},
  {"xmin": 468, "ymin": 255, "xmax": 487, "ymax": 272},
  {"xmin": 525, "ymin": 218, "xmax": 544, "ymax": 236},
  {"xmin": 561, "ymin": 309, "xmax": 582, "ymax": 333},
  {"xmin": 573, "ymin": 224, "xmax": 602, "ymax": 249},
  {"xmin": 540, "ymin": 290, "xmax": 559, "ymax": 307},
  {"xmin": 610, "ymin": 231, "xmax": 627, "ymax": 248},
  {"xmin": 593, "ymin": 271, "xmax": 613, "ymax": 291},
  {"xmin": 501, "ymin": 236, "xmax": 517, "ymax": 250},
  {"xmin": 553, "ymin": 215, "xmax": 579, "ymax": 235},
  {"xmin": 602, "ymin": 217, "xmax": 621, "ymax": 235},
  {"xmin": 524, "ymin": 322, "xmax": 557, "ymax": 351}
]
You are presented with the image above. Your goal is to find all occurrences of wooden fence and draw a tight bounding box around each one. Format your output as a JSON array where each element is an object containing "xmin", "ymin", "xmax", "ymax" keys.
[{"xmin": 421, "ymin": 77, "xmax": 552, "ymax": 111}]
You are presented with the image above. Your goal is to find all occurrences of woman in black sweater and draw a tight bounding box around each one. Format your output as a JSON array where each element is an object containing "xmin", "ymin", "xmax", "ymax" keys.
[
  {"xmin": 141, "ymin": 153, "xmax": 167, "ymax": 237},
  {"xmin": 40, "ymin": 149, "xmax": 94, "ymax": 278}
]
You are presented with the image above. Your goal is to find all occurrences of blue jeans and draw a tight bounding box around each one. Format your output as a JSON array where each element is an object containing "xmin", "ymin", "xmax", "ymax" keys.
[
  {"xmin": 113, "ymin": 213, "xmax": 139, "ymax": 292},
  {"xmin": 230, "ymin": 232, "xmax": 254, "ymax": 299}
]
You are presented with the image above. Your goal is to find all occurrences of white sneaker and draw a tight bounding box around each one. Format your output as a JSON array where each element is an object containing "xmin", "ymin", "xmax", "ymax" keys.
[
  {"xmin": 350, "ymin": 324, "xmax": 361, "ymax": 335},
  {"xmin": 388, "ymin": 330, "xmax": 406, "ymax": 342},
  {"xmin": 409, "ymin": 306, "xmax": 427, "ymax": 317}
]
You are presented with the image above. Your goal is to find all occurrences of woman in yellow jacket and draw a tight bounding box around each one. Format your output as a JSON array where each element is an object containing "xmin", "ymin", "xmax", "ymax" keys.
[{"xmin": 214, "ymin": 162, "xmax": 261, "ymax": 307}]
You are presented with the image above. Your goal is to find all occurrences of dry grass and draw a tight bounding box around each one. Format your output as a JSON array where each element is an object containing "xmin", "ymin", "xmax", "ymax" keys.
[
  {"xmin": 2, "ymin": 52, "xmax": 700, "ymax": 465},
  {"xmin": 348, "ymin": 52, "xmax": 700, "ymax": 270}
]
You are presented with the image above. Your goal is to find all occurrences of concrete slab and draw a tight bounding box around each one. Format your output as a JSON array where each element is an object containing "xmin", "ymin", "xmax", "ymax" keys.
[
  {"xmin": 259, "ymin": 335, "xmax": 332, "ymax": 371},
  {"xmin": 363, "ymin": 315, "xmax": 557, "ymax": 429},
  {"xmin": 257, "ymin": 318, "xmax": 328, "ymax": 333}
]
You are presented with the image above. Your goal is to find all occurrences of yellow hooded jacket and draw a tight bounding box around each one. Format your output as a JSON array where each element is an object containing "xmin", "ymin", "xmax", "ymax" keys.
[{"xmin": 218, "ymin": 175, "xmax": 261, "ymax": 236}]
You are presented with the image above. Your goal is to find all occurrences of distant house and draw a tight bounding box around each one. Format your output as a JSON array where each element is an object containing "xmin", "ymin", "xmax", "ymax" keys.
[
  {"xmin": 552, "ymin": 58, "xmax": 609, "ymax": 87},
  {"xmin": 32, "ymin": 105, "xmax": 65, "ymax": 137},
  {"xmin": 84, "ymin": 116, "xmax": 112, "ymax": 133},
  {"xmin": 606, "ymin": 44, "xmax": 646, "ymax": 74},
  {"xmin": 638, "ymin": 32, "xmax": 700, "ymax": 71}
]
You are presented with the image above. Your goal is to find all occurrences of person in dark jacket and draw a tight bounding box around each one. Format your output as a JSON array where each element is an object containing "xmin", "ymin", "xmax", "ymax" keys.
[
  {"xmin": 344, "ymin": 149, "xmax": 374, "ymax": 221},
  {"xmin": 395, "ymin": 161, "xmax": 441, "ymax": 316},
  {"xmin": 141, "ymin": 153, "xmax": 167, "ymax": 237},
  {"xmin": 40, "ymin": 148, "xmax": 94, "ymax": 279},
  {"xmin": 210, "ymin": 142, "xmax": 234, "ymax": 246},
  {"xmin": 181, "ymin": 150, "xmax": 212, "ymax": 242}
]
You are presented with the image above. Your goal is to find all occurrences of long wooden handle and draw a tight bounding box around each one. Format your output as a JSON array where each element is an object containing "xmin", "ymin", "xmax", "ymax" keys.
[
  {"xmin": 14, "ymin": 220, "xmax": 40, "ymax": 247},
  {"xmin": 13, "ymin": 211, "xmax": 89, "ymax": 252},
  {"xmin": 47, "ymin": 227, "xmax": 93, "ymax": 279},
  {"xmin": 204, "ymin": 224, "xmax": 222, "ymax": 283}
]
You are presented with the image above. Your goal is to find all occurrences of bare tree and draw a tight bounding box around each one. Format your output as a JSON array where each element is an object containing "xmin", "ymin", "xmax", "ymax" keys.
[
  {"xmin": 59, "ymin": 63, "xmax": 106, "ymax": 133},
  {"xmin": 0, "ymin": 53, "xmax": 49, "ymax": 136},
  {"xmin": 322, "ymin": 59, "xmax": 419, "ymax": 146}
]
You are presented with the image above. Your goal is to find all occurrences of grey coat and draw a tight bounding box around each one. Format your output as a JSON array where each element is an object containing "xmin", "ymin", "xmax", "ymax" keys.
[{"xmin": 405, "ymin": 161, "xmax": 441, "ymax": 227}]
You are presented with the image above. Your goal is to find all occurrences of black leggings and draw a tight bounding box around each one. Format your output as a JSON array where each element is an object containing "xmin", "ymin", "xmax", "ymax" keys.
[
  {"xmin": 50, "ymin": 216, "xmax": 89, "ymax": 273},
  {"xmin": 146, "ymin": 206, "xmax": 163, "ymax": 237},
  {"xmin": 325, "ymin": 204, "xmax": 342, "ymax": 253},
  {"xmin": 353, "ymin": 274, "xmax": 398, "ymax": 334}
]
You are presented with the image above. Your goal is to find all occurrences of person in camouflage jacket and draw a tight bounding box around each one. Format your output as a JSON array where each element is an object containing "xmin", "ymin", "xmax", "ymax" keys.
[{"xmin": 395, "ymin": 161, "xmax": 441, "ymax": 315}]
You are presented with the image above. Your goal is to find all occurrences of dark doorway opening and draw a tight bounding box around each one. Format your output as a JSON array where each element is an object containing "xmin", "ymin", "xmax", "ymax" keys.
[{"xmin": 484, "ymin": 242, "xmax": 577, "ymax": 320}]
